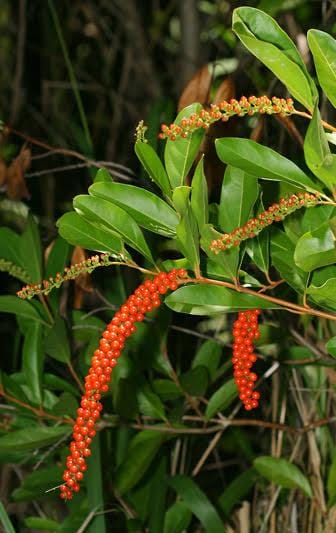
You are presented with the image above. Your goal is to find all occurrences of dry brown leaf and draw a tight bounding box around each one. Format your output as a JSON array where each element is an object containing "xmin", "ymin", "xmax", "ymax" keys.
[
  {"xmin": 213, "ymin": 76, "xmax": 235, "ymax": 105},
  {"xmin": 6, "ymin": 146, "xmax": 31, "ymax": 200},
  {"xmin": 71, "ymin": 245, "xmax": 93, "ymax": 309},
  {"xmin": 178, "ymin": 64, "xmax": 212, "ymax": 111}
]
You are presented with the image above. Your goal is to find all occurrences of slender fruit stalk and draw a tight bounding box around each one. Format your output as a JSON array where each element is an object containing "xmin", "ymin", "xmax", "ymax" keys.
[
  {"xmin": 60, "ymin": 268, "xmax": 187, "ymax": 500},
  {"xmin": 232, "ymin": 310, "xmax": 261, "ymax": 411}
]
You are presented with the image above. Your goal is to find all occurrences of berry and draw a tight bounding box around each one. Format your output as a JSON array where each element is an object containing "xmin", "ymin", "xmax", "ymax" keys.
[
  {"xmin": 231, "ymin": 310, "xmax": 261, "ymax": 411},
  {"xmin": 59, "ymin": 268, "xmax": 185, "ymax": 500}
]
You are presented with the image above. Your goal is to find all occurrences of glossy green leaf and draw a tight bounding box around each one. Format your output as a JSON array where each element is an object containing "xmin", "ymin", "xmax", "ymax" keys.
[
  {"xmin": 294, "ymin": 219, "xmax": 336, "ymax": 271},
  {"xmin": 247, "ymin": 199, "xmax": 269, "ymax": 274},
  {"xmin": 172, "ymin": 185, "xmax": 191, "ymax": 215},
  {"xmin": 0, "ymin": 426, "xmax": 70, "ymax": 452},
  {"xmin": 205, "ymin": 379, "xmax": 237, "ymax": 419},
  {"xmin": 152, "ymin": 379, "xmax": 182, "ymax": 401},
  {"xmin": 163, "ymin": 502, "xmax": 192, "ymax": 533},
  {"xmin": 22, "ymin": 322, "xmax": 43, "ymax": 405},
  {"xmin": 191, "ymin": 158, "xmax": 208, "ymax": 232},
  {"xmin": 12, "ymin": 465, "xmax": 62, "ymax": 502},
  {"xmin": 216, "ymin": 138, "xmax": 321, "ymax": 193},
  {"xmin": 115, "ymin": 378, "xmax": 138, "ymax": 419},
  {"xmin": 44, "ymin": 317, "xmax": 71, "ymax": 363},
  {"xmin": 135, "ymin": 140, "xmax": 171, "ymax": 197},
  {"xmin": 308, "ymin": 29, "xmax": 336, "ymax": 109},
  {"xmin": 179, "ymin": 366, "xmax": 209, "ymax": 396},
  {"xmin": 201, "ymin": 224, "xmax": 237, "ymax": 281},
  {"xmin": 86, "ymin": 435, "xmax": 107, "ymax": 532},
  {"xmin": 218, "ymin": 166, "xmax": 258, "ymax": 232},
  {"xmin": 168, "ymin": 475, "xmax": 224, "ymax": 532},
  {"xmin": 56, "ymin": 211, "xmax": 125, "ymax": 256},
  {"xmin": 326, "ymin": 337, "xmax": 336, "ymax": 358},
  {"xmin": 233, "ymin": 7, "xmax": 317, "ymax": 111},
  {"xmin": 0, "ymin": 296, "xmax": 49, "ymax": 325},
  {"xmin": 73, "ymin": 194, "xmax": 154, "ymax": 263},
  {"xmin": 218, "ymin": 468, "xmax": 258, "ymax": 516},
  {"xmin": 115, "ymin": 430, "xmax": 167, "ymax": 495},
  {"xmin": 192, "ymin": 340, "xmax": 222, "ymax": 381},
  {"xmin": 254, "ymin": 456, "xmax": 312, "ymax": 497},
  {"xmin": 89, "ymin": 182, "xmax": 179, "ymax": 237},
  {"xmin": 164, "ymin": 103, "xmax": 205, "ymax": 189},
  {"xmin": 165, "ymin": 284, "xmax": 280, "ymax": 315},
  {"xmin": 271, "ymin": 229, "xmax": 308, "ymax": 292},
  {"xmin": 304, "ymin": 105, "xmax": 336, "ymax": 190},
  {"xmin": 306, "ymin": 277, "xmax": 336, "ymax": 311},
  {"xmin": 302, "ymin": 205, "xmax": 336, "ymax": 234},
  {"xmin": 176, "ymin": 205, "xmax": 200, "ymax": 274},
  {"xmin": 94, "ymin": 167, "xmax": 112, "ymax": 183},
  {"xmin": 20, "ymin": 213, "xmax": 42, "ymax": 283}
]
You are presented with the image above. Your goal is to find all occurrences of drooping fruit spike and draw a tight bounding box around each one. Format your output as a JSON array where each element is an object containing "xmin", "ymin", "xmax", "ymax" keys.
[
  {"xmin": 59, "ymin": 268, "xmax": 187, "ymax": 501},
  {"xmin": 232, "ymin": 309, "xmax": 261, "ymax": 411}
]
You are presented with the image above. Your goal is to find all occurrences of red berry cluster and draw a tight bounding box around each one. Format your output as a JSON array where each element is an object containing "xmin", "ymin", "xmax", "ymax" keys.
[
  {"xmin": 158, "ymin": 96, "xmax": 295, "ymax": 140},
  {"xmin": 232, "ymin": 310, "xmax": 261, "ymax": 411},
  {"xmin": 60, "ymin": 268, "xmax": 187, "ymax": 501},
  {"xmin": 210, "ymin": 193, "xmax": 320, "ymax": 254}
]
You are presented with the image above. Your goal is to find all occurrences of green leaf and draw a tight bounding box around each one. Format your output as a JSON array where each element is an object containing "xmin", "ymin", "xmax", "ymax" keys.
[
  {"xmin": 308, "ymin": 29, "xmax": 336, "ymax": 109},
  {"xmin": 168, "ymin": 475, "xmax": 224, "ymax": 532},
  {"xmin": 0, "ymin": 501, "xmax": 16, "ymax": 533},
  {"xmin": 216, "ymin": 138, "xmax": 321, "ymax": 193},
  {"xmin": 294, "ymin": 219, "xmax": 336, "ymax": 271},
  {"xmin": 135, "ymin": 141, "xmax": 171, "ymax": 198},
  {"xmin": 94, "ymin": 167, "xmax": 112, "ymax": 183},
  {"xmin": 163, "ymin": 502, "xmax": 192, "ymax": 533},
  {"xmin": 0, "ymin": 227, "xmax": 22, "ymax": 266},
  {"xmin": 22, "ymin": 322, "xmax": 43, "ymax": 405},
  {"xmin": 0, "ymin": 296, "xmax": 49, "ymax": 325},
  {"xmin": 254, "ymin": 456, "xmax": 312, "ymax": 497},
  {"xmin": 327, "ymin": 452, "xmax": 336, "ymax": 506},
  {"xmin": 12, "ymin": 465, "xmax": 62, "ymax": 501},
  {"xmin": 24, "ymin": 517, "xmax": 60, "ymax": 531},
  {"xmin": 115, "ymin": 431, "xmax": 167, "ymax": 495},
  {"xmin": 247, "ymin": 198, "xmax": 269, "ymax": 274},
  {"xmin": 179, "ymin": 366, "xmax": 209, "ymax": 396},
  {"xmin": 306, "ymin": 277, "xmax": 336, "ymax": 311},
  {"xmin": 176, "ymin": 205, "xmax": 200, "ymax": 274},
  {"xmin": 51, "ymin": 392, "xmax": 78, "ymax": 418},
  {"xmin": 20, "ymin": 213, "xmax": 42, "ymax": 283},
  {"xmin": 164, "ymin": 103, "xmax": 205, "ymax": 189},
  {"xmin": 73, "ymin": 194, "xmax": 154, "ymax": 263},
  {"xmin": 165, "ymin": 284, "xmax": 280, "ymax": 315},
  {"xmin": 326, "ymin": 337, "xmax": 336, "ymax": 358},
  {"xmin": 172, "ymin": 185, "xmax": 191, "ymax": 215},
  {"xmin": 0, "ymin": 426, "xmax": 70, "ymax": 452},
  {"xmin": 86, "ymin": 434, "xmax": 107, "ymax": 532},
  {"xmin": 205, "ymin": 379, "xmax": 237, "ymax": 419},
  {"xmin": 44, "ymin": 317, "xmax": 71, "ymax": 363},
  {"xmin": 192, "ymin": 340, "xmax": 222, "ymax": 382},
  {"xmin": 137, "ymin": 381, "xmax": 167, "ymax": 421},
  {"xmin": 233, "ymin": 7, "xmax": 317, "ymax": 111},
  {"xmin": 271, "ymin": 229, "xmax": 308, "ymax": 292},
  {"xmin": 114, "ymin": 378, "xmax": 138, "ymax": 419},
  {"xmin": 191, "ymin": 158, "xmax": 208, "ymax": 232},
  {"xmin": 56, "ymin": 211, "xmax": 125, "ymax": 256},
  {"xmin": 89, "ymin": 182, "xmax": 179, "ymax": 237},
  {"xmin": 45, "ymin": 236, "xmax": 71, "ymax": 279},
  {"xmin": 200, "ymin": 224, "xmax": 238, "ymax": 280},
  {"xmin": 218, "ymin": 468, "xmax": 258, "ymax": 516},
  {"xmin": 302, "ymin": 205, "xmax": 336, "ymax": 234},
  {"xmin": 304, "ymin": 105, "xmax": 336, "ymax": 190}
]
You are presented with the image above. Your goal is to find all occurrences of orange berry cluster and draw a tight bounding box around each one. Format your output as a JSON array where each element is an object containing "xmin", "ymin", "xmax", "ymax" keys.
[
  {"xmin": 159, "ymin": 96, "xmax": 295, "ymax": 140},
  {"xmin": 17, "ymin": 254, "xmax": 115, "ymax": 299},
  {"xmin": 232, "ymin": 310, "xmax": 261, "ymax": 411},
  {"xmin": 60, "ymin": 268, "xmax": 187, "ymax": 501},
  {"xmin": 210, "ymin": 193, "xmax": 320, "ymax": 254}
]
